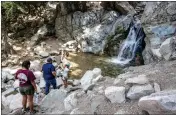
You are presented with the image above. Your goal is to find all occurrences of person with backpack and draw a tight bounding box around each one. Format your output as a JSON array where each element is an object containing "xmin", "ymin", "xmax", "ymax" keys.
[
  {"xmin": 42, "ymin": 58, "xmax": 57, "ymax": 95},
  {"xmin": 15, "ymin": 60, "xmax": 37, "ymax": 114}
]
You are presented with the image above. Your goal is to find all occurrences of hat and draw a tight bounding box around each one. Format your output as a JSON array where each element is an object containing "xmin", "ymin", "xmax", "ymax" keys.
[{"xmin": 47, "ymin": 58, "xmax": 52, "ymax": 62}]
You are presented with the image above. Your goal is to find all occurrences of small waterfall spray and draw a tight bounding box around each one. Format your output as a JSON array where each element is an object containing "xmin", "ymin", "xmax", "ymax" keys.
[{"xmin": 111, "ymin": 20, "xmax": 146, "ymax": 65}]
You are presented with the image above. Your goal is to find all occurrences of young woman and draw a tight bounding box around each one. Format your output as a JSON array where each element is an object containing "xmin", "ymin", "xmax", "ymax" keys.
[{"xmin": 15, "ymin": 60, "xmax": 37, "ymax": 114}]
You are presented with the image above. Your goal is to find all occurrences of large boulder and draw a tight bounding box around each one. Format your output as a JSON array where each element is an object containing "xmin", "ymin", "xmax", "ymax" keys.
[
  {"xmin": 40, "ymin": 89, "xmax": 67, "ymax": 113},
  {"xmin": 80, "ymin": 70, "xmax": 95, "ymax": 91},
  {"xmin": 105, "ymin": 86, "xmax": 126, "ymax": 103},
  {"xmin": 159, "ymin": 37, "xmax": 175, "ymax": 60},
  {"xmin": 141, "ymin": 2, "xmax": 176, "ymax": 64},
  {"xmin": 138, "ymin": 90, "xmax": 176, "ymax": 114},
  {"xmin": 127, "ymin": 84, "xmax": 155, "ymax": 100},
  {"xmin": 64, "ymin": 92, "xmax": 78, "ymax": 111}
]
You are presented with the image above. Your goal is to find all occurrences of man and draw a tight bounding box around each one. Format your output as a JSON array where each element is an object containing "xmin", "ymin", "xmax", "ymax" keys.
[
  {"xmin": 42, "ymin": 58, "xmax": 57, "ymax": 95},
  {"xmin": 15, "ymin": 60, "xmax": 37, "ymax": 114}
]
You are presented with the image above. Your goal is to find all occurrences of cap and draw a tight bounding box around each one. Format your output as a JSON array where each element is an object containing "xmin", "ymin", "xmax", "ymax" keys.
[{"xmin": 47, "ymin": 58, "xmax": 52, "ymax": 62}]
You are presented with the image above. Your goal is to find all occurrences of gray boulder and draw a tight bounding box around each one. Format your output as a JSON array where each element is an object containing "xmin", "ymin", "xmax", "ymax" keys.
[
  {"xmin": 159, "ymin": 37, "xmax": 175, "ymax": 60},
  {"xmin": 127, "ymin": 84, "xmax": 154, "ymax": 100},
  {"xmin": 64, "ymin": 92, "xmax": 78, "ymax": 111},
  {"xmin": 105, "ymin": 86, "xmax": 126, "ymax": 103},
  {"xmin": 40, "ymin": 89, "xmax": 67, "ymax": 113},
  {"xmin": 141, "ymin": 2, "xmax": 176, "ymax": 64},
  {"xmin": 125, "ymin": 74, "xmax": 149, "ymax": 85},
  {"xmin": 138, "ymin": 90, "xmax": 176, "ymax": 114}
]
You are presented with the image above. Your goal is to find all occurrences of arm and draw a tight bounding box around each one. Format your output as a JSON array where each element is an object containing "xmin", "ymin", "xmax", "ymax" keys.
[
  {"xmin": 51, "ymin": 65, "xmax": 56, "ymax": 77},
  {"xmin": 31, "ymin": 80, "xmax": 37, "ymax": 93},
  {"xmin": 29, "ymin": 71, "xmax": 37, "ymax": 92}
]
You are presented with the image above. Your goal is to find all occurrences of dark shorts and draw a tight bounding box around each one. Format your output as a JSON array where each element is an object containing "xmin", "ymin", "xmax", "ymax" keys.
[{"xmin": 19, "ymin": 85, "xmax": 35, "ymax": 95}]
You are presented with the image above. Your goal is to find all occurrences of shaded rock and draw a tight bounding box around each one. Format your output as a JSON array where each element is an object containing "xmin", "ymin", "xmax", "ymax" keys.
[
  {"xmin": 115, "ymin": 2, "xmax": 136, "ymax": 15},
  {"xmin": 127, "ymin": 84, "xmax": 154, "ymax": 100},
  {"xmin": 125, "ymin": 74, "xmax": 149, "ymax": 85},
  {"xmin": 138, "ymin": 90, "xmax": 176, "ymax": 114},
  {"xmin": 154, "ymin": 82, "xmax": 161, "ymax": 92},
  {"xmin": 64, "ymin": 92, "xmax": 78, "ymax": 111},
  {"xmin": 105, "ymin": 86, "xmax": 126, "ymax": 103}
]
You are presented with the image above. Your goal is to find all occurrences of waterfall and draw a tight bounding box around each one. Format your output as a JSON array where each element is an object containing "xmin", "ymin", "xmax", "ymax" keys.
[{"xmin": 111, "ymin": 20, "xmax": 146, "ymax": 65}]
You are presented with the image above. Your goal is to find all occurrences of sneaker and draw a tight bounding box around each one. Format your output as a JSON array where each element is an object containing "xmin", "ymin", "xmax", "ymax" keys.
[
  {"xmin": 22, "ymin": 108, "xmax": 27, "ymax": 113},
  {"xmin": 30, "ymin": 110, "xmax": 37, "ymax": 114}
]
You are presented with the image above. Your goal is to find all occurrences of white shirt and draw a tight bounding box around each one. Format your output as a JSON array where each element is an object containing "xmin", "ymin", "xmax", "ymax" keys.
[{"xmin": 62, "ymin": 67, "xmax": 69, "ymax": 78}]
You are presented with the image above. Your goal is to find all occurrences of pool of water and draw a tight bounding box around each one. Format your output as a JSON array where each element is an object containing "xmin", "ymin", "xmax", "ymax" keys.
[{"xmin": 67, "ymin": 52, "xmax": 123, "ymax": 79}]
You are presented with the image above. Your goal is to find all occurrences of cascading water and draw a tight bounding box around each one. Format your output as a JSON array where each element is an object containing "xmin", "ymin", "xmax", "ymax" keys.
[{"xmin": 111, "ymin": 20, "xmax": 146, "ymax": 65}]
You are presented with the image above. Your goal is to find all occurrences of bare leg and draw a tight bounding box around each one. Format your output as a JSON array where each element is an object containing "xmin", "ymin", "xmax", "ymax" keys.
[
  {"xmin": 27, "ymin": 95, "xmax": 34, "ymax": 112},
  {"xmin": 22, "ymin": 95, "xmax": 27, "ymax": 110}
]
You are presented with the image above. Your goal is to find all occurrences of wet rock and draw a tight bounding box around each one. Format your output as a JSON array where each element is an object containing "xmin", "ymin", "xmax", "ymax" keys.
[
  {"xmin": 2, "ymin": 88, "xmax": 15, "ymax": 97},
  {"xmin": 138, "ymin": 90, "xmax": 176, "ymax": 114},
  {"xmin": 105, "ymin": 86, "xmax": 126, "ymax": 103},
  {"xmin": 127, "ymin": 84, "xmax": 154, "ymax": 100}
]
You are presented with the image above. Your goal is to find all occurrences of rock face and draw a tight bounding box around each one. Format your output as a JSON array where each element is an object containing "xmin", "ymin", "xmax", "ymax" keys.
[
  {"xmin": 105, "ymin": 86, "xmax": 126, "ymax": 103},
  {"xmin": 142, "ymin": 2, "xmax": 176, "ymax": 64},
  {"xmin": 55, "ymin": 1, "xmax": 134, "ymax": 55},
  {"xmin": 138, "ymin": 90, "xmax": 176, "ymax": 114},
  {"xmin": 127, "ymin": 84, "xmax": 154, "ymax": 100}
]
